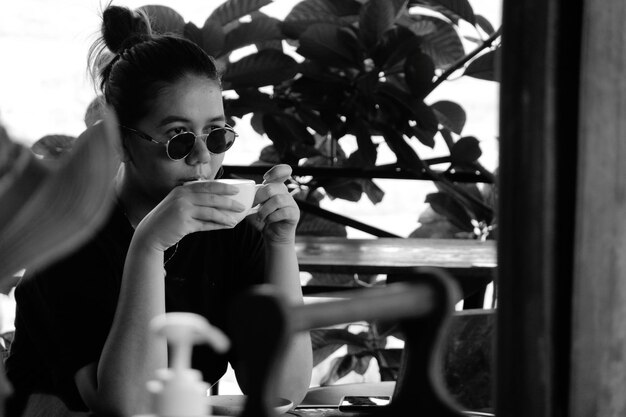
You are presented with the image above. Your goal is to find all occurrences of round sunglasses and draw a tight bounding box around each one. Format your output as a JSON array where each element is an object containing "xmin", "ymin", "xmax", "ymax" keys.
[{"xmin": 120, "ymin": 124, "xmax": 238, "ymax": 160}]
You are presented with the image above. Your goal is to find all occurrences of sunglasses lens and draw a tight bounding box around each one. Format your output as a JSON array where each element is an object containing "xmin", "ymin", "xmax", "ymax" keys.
[
  {"xmin": 207, "ymin": 129, "xmax": 236, "ymax": 154},
  {"xmin": 167, "ymin": 132, "xmax": 196, "ymax": 160}
]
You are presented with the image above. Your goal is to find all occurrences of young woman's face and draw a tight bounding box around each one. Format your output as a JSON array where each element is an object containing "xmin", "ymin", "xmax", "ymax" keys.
[{"xmin": 123, "ymin": 75, "xmax": 227, "ymax": 202}]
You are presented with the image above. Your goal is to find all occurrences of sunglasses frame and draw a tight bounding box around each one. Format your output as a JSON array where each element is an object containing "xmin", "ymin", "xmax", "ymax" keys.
[{"xmin": 120, "ymin": 124, "xmax": 238, "ymax": 160}]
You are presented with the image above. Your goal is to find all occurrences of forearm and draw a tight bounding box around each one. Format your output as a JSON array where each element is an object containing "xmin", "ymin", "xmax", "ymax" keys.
[
  {"xmin": 95, "ymin": 240, "xmax": 168, "ymax": 415},
  {"xmin": 264, "ymin": 241, "xmax": 303, "ymax": 302},
  {"xmin": 264, "ymin": 242, "xmax": 313, "ymax": 406}
]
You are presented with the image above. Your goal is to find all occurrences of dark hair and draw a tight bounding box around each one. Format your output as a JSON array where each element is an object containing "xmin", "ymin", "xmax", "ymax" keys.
[{"xmin": 88, "ymin": 5, "xmax": 220, "ymax": 126}]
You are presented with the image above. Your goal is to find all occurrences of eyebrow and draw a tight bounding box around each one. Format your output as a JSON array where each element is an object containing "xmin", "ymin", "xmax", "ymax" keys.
[{"xmin": 157, "ymin": 115, "xmax": 226, "ymax": 127}]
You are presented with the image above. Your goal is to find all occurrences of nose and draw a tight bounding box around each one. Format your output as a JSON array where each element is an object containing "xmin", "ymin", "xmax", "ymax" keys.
[{"xmin": 185, "ymin": 135, "xmax": 211, "ymax": 165}]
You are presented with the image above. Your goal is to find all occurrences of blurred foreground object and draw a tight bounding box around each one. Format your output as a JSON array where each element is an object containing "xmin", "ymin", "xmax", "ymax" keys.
[
  {"xmin": 0, "ymin": 111, "xmax": 120, "ymax": 283},
  {"xmin": 230, "ymin": 268, "xmax": 465, "ymax": 417}
]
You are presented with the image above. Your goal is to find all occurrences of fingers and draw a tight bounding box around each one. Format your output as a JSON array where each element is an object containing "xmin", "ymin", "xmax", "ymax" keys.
[
  {"xmin": 189, "ymin": 206, "xmax": 239, "ymax": 228},
  {"xmin": 169, "ymin": 183, "xmax": 246, "ymax": 228},
  {"xmin": 193, "ymin": 193, "xmax": 246, "ymax": 212},
  {"xmin": 258, "ymin": 205, "xmax": 300, "ymax": 225},
  {"xmin": 253, "ymin": 181, "xmax": 288, "ymax": 206},
  {"xmin": 253, "ymin": 185, "xmax": 299, "ymax": 224},
  {"xmin": 262, "ymin": 164, "xmax": 293, "ymax": 184}
]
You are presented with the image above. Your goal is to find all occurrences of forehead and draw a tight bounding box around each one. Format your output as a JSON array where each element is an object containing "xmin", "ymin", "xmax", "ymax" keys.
[{"xmin": 148, "ymin": 75, "xmax": 224, "ymax": 124}]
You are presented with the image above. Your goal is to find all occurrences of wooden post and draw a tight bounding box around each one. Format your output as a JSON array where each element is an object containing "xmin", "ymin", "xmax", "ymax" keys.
[
  {"xmin": 497, "ymin": 0, "xmax": 583, "ymax": 415},
  {"xmin": 569, "ymin": 1, "xmax": 626, "ymax": 416}
]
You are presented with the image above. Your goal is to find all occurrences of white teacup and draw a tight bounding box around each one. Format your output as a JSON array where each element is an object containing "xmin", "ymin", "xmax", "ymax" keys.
[{"xmin": 185, "ymin": 179, "xmax": 260, "ymax": 223}]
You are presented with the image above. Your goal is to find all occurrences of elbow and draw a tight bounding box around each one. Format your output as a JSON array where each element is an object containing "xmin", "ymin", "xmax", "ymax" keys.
[{"xmin": 283, "ymin": 373, "xmax": 312, "ymax": 408}]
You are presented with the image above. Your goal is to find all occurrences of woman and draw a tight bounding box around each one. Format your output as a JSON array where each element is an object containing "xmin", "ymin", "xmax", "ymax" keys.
[{"xmin": 6, "ymin": 5, "xmax": 312, "ymax": 416}]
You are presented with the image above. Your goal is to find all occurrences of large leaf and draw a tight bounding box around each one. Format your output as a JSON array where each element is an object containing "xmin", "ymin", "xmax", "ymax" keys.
[
  {"xmin": 313, "ymin": 343, "xmax": 344, "ymax": 366},
  {"xmin": 431, "ymin": 100, "xmax": 466, "ymax": 134},
  {"xmin": 256, "ymin": 39, "xmax": 283, "ymax": 52},
  {"xmin": 406, "ymin": 122, "xmax": 437, "ymax": 148},
  {"xmin": 420, "ymin": 17, "xmax": 465, "ymax": 69},
  {"xmin": 281, "ymin": 18, "xmax": 342, "ymax": 40},
  {"xmin": 450, "ymin": 136, "xmax": 481, "ymax": 164},
  {"xmin": 282, "ymin": 0, "xmax": 360, "ymax": 38},
  {"xmin": 359, "ymin": 178, "xmax": 385, "ymax": 204},
  {"xmin": 138, "ymin": 5, "xmax": 185, "ymax": 35},
  {"xmin": 404, "ymin": 50, "xmax": 435, "ymax": 100},
  {"xmin": 397, "ymin": 12, "xmax": 438, "ymax": 37},
  {"xmin": 409, "ymin": 0, "xmax": 476, "ymax": 25},
  {"xmin": 352, "ymin": 355, "xmax": 374, "ymax": 375},
  {"xmin": 262, "ymin": 114, "xmax": 316, "ymax": 162},
  {"xmin": 297, "ymin": 107, "xmax": 330, "ymax": 136},
  {"xmin": 382, "ymin": 129, "xmax": 423, "ymax": 171},
  {"xmin": 425, "ymin": 192, "xmax": 474, "ymax": 232},
  {"xmin": 350, "ymin": 118, "xmax": 377, "ymax": 166},
  {"xmin": 434, "ymin": 179, "xmax": 492, "ymax": 223},
  {"xmin": 184, "ymin": 22, "xmax": 204, "ymax": 51},
  {"xmin": 222, "ymin": 50, "xmax": 298, "ymax": 89},
  {"xmin": 208, "ymin": 0, "xmax": 272, "ymax": 26},
  {"xmin": 376, "ymin": 82, "xmax": 417, "ymax": 118},
  {"xmin": 373, "ymin": 25, "xmax": 422, "ymax": 70},
  {"xmin": 413, "ymin": 103, "xmax": 440, "ymax": 133},
  {"xmin": 359, "ymin": 0, "xmax": 408, "ymax": 50},
  {"xmin": 324, "ymin": 178, "xmax": 363, "ymax": 202},
  {"xmin": 286, "ymin": 0, "xmax": 361, "ymax": 19},
  {"xmin": 320, "ymin": 355, "xmax": 358, "ymax": 385},
  {"xmin": 224, "ymin": 89, "xmax": 275, "ymax": 117},
  {"xmin": 475, "ymin": 14, "xmax": 495, "ymax": 35},
  {"xmin": 373, "ymin": 348, "xmax": 404, "ymax": 381},
  {"xmin": 250, "ymin": 113, "xmax": 266, "ymax": 135},
  {"xmin": 257, "ymin": 144, "xmax": 281, "ymax": 163},
  {"xmin": 222, "ymin": 16, "xmax": 283, "ymax": 54},
  {"xmin": 297, "ymin": 23, "xmax": 359, "ymax": 68},
  {"xmin": 201, "ymin": 19, "xmax": 226, "ymax": 57},
  {"xmin": 464, "ymin": 48, "xmax": 500, "ymax": 81},
  {"xmin": 290, "ymin": 76, "xmax": 349, "ymax": 110},
  {"xmin": 377, "ymin": 83, "xmax": 438, "ymax": 146},
  {"xmin": 311, "ymin": 328, "xmax": 369, "ymax": 349}
]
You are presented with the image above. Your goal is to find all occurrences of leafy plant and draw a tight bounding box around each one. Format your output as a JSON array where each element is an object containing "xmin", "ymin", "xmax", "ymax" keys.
[
  {"xmin": 138, "ymin": 0, "xmax": 501, "ymax": 235},
  {"xmin": 312, "ymin": 322, "xmax": 404, "ymax": 384}
]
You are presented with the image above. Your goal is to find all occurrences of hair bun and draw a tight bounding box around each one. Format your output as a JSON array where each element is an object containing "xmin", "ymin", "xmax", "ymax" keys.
[{"xmin": 102, "ymin": 6, "xmax": 152, "ymax": 54}]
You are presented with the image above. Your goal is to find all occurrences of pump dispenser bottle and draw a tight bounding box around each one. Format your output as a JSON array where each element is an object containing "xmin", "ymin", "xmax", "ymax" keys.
[{"xmin": 144, "ymin": 312, "xmax": 230, "ymax": 417}]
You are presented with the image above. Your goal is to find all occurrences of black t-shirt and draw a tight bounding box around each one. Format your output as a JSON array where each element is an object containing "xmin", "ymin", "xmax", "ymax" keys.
[{"xmin": 5, "ymin": 202, "xmax": 265, "ymax": 411}]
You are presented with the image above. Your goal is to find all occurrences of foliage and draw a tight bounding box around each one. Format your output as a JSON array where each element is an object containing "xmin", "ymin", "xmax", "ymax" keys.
[
  {"xmin": 312, "ymin": 322, "xmax": 404, "ymax": 384},
  {"xmin": 137, "ymin": 0, "xmax": 501, "ymax": 237}
]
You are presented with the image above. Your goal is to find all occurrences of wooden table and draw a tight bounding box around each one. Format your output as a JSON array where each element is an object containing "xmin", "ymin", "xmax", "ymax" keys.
[{"xmin": 295, "ymin": 236, "xmax": 497, "ymax": 308}]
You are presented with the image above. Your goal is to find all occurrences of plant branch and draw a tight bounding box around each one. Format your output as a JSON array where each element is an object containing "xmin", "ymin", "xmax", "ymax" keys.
[{"xmin": 425, "ymin": 26, "xmax": 502, "ymax": 98}]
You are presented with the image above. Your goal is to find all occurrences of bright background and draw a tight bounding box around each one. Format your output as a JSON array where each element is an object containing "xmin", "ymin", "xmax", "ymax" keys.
[{"xmin": 0, "ymin": 0, "xmax": 501, "ymax": 393}]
